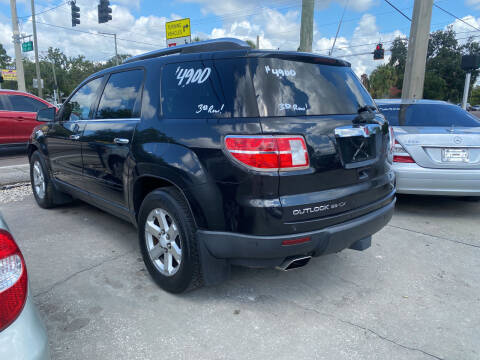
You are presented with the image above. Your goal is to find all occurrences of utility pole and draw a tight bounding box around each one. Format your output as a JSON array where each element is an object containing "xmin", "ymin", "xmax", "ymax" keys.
[
  {"xmin": 31, "ymin": 0, "xmax": 42, "ymax": 98},
  {"xmin": 256, "ymin": 35, "xmax": 260, "ymax": 50},
  {"xmin": 10, "ymin": 0, "xmax": 26, "ymax": 92},
  {"xmin": 114, "ymin": 33, "xmax": 118, "ymax": 65},
  {"xmin": 298, "ymin": 0, "xmax": 314, "ymax": 52},
  {"xmin": 401, "ymin": 0, "xmax": 433, "ymax": 100},
  {"xmin": 51, "ymin": 60, "xmax": 59, "ymax": 105},
  {"xmin": 461, "ymin": 72, "xmax": 471, "ymax": 110}
]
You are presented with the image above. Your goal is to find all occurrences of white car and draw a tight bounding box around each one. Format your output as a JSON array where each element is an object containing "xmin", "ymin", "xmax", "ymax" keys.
[
  {"xmin": 377, "ymin": 99, "xmax": 480, "ymax": 196},
  {"xmin": 0, "ymin": 212, "xmax": 50, "ymax": 359}
]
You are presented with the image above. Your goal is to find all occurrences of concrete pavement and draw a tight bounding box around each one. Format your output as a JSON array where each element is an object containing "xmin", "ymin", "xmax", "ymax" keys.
[
  {"xmin": 0, "ymin": 149, "xmax": 30, "ymax": 186},
  {"xmin": 0, "ymin": 191, "xmax": 478, "ymax": 360}
]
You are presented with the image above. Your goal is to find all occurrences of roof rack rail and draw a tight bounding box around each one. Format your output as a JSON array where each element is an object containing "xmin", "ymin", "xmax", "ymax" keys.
[{"xmin": 124, "ymin": 38, "xmax": 251, "ymax": 64}]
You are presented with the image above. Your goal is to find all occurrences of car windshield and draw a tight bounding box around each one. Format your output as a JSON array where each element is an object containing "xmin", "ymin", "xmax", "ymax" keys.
[{"xmin": 378, "ymin": 103, "xmax": 480, "ymax": 127}]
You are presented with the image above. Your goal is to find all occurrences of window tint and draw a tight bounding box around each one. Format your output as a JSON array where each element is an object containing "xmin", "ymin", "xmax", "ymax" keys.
[
  {"xmin": 6, "ymin": 95, "xmax": 45, "ymax": 112},
  {"xmin": 161, "ymin": 59, "xmax": 257, "ymax": 119},
  {"xmin": 161, "ymin": 58, "xmax": 373, "ymax": 119},
  {"xmin": 96, "ymin": 69, "xmax": 144, "ymax": 119},
  {"xmin": 62, "ymin": 77, "xmax": 103, "ymax": 121},
  {"xmin": 0, "ymin": 95, "xmax": 7, "ymax": 110},
  {"xmin": 378, "ymin": 104, "xmax": 480, "ymax": 127},
  {"xmin": 250, "ymin": 58, "xmax": 375, "ymax": 117}
]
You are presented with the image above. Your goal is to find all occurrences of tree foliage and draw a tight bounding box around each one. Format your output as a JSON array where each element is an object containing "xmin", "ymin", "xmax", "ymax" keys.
[
  {"xmin": 0, "ymin": 45, "xmax": 129, "ymax": 102},
  {"xmin": 369, "ymin": 28, "xmax": 479, "ymax": 103}
]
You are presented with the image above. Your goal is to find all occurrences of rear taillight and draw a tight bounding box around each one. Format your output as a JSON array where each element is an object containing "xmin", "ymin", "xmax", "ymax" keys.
[
  {"xmin": 393, "ymin": 140, "xmax": 415, "ymax": 163},
  {"xmin": 0, "ymin": 229, "xmax": 27, "ymax": 332},
  {"xmin": 224, "ymin": 135, "xmax": 309, "ymax": 171}
]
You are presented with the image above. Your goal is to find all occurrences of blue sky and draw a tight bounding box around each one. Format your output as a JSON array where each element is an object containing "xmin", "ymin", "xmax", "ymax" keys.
[{"xmin": 0, "ymin": 0, "xmax": 479, "ymax": 76}]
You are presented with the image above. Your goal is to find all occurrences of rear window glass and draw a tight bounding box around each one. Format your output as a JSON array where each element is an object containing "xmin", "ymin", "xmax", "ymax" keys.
[
  {"xmin": 161, "ymin": 57, "xmax": 374, "ymax": 119},
  {"xmin": 378, "ymin": 104, "xmax": 480, "ymax": 127},
  {"xmin": 161, "ymin": 59, "xmax": 257, "ymax": 119},
  {"xmin": 250, "ymin": 58, "xmax": 374, "ymax": 117},
  {"xmin": 6, "ymin": 95, "xmax": 45, "ymax": 112}
]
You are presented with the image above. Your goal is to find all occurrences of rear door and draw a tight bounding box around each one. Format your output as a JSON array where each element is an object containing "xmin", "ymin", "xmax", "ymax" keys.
[
  {"xmin": 0, "ymin": 94, "xmax": 14, "ymax": 145},
  {"xmin": 5, "ymin": 94, "xmax": 48, "ymax": 143},
  {"xmin": 80, "ymin": 68, "xmax": 144, "ymax": 207},
  {"xmin": 249, "ymin": 57, "xmax": 392, "ymax": 222},
  {"xmin": 380, "ymin": 103, "xmax": 480, "ymax": 170}
]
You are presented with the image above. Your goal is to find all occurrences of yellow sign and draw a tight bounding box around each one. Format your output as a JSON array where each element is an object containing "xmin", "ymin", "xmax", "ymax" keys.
[
  {"xmin": 1, "ymin": 69, "xmax": 17, "ymax": 81},
  {"xmin": 166, "ymin": 18, "xmax": 191, "ymax": 40}
]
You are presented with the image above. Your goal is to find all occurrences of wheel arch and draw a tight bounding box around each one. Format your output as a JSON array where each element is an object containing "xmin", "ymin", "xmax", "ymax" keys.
[{"xmin": 131, "ymin": 175, "xmax": 208, "ymax": 229}]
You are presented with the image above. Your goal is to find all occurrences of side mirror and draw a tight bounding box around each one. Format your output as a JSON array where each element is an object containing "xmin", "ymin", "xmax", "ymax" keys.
[{"xmin": 37, "ymin": 107, "xmax": 56, "ymax": 122}]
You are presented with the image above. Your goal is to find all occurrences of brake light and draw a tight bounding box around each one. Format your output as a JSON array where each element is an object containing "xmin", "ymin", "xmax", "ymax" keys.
[
  {"xmin": 225, "ymin": 135, "xmax": 309, "ymax": 171},
  {"xmin": 0, "ymin": 229, "xmax": 27, "ymax": 332},
  {"xmin": 393, "ymin": 140, "xmax": 415, "ymax": 163}
]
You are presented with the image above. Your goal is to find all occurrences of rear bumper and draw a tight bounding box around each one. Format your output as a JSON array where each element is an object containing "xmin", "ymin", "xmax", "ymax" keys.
[
  {"xmin": 394, "ymin": 163, "xmax": 480, "ymax": 196},
  {"xmin": 0, "ymin": 292, "xmax": 50, "ymax": 360},
  {"xmin": 197, "ymin": 197, "xmax": 395, "ymax": 267}
]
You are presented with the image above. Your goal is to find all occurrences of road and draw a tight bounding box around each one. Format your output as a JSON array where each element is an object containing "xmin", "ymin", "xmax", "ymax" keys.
[
  {"xmin": 0, "ymin": 149, "xmax": 29, "ymax": 186},
  {"xmin": 0, "ymin": 182, "xmax": 478, "ymax": 359}
]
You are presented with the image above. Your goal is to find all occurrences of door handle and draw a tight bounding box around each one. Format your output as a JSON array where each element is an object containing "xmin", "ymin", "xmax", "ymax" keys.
[
  {"xmin": 69, "ymin": 134, "xmax": 80, "ymax": 140},
  {"xmin": 114, "ymin": 138, "xmax": 129, "ymax": 145}
]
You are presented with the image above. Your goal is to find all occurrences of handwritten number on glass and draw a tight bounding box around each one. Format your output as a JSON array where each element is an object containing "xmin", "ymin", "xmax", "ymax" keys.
[{"xmin": 176, "ymin": 66, "xmax": 212, "ymax": 87}]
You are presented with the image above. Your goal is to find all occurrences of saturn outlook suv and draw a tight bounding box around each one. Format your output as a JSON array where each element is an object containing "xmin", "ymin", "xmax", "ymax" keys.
[{"xmin": 28, "ymin": 39, "xmax": 395, "ymax": 293}]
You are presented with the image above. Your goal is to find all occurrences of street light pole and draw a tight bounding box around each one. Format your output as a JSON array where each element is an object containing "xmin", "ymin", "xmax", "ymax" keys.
[
  {"xmin": 31, "ymin": 0, "xmax": 42, "ymax": 98},
  {"xmin": 9, "ymin": 0, "xmax": 26, "ymax": 92}
]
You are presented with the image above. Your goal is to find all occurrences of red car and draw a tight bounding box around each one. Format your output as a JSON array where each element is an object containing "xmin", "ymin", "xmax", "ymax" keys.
[{"xmin": 0, "ymin": 90, "xmax": 55, "ymax": 147}]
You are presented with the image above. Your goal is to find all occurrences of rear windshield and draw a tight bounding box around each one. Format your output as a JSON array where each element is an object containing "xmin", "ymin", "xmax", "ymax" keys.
[
  {"xmin": 161, "ymin": 57, "xmax": 375, "ymax": 119},
  {"xmin": 378, "ymin": 103, "xmax": 480, "ymax": 127}
]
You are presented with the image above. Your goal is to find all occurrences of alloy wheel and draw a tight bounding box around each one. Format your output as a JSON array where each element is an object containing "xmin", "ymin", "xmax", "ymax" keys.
[{"xmin": 144, "ymin": 208, "xmax": 182, "ymax": 276}]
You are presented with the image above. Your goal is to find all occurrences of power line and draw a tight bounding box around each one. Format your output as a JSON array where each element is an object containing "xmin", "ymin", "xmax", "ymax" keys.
[
  {"xmin": 29, "ymin": 20, "xmax": 158, "ymax": 48},
  {"xmin": 18, "ymin": 0, "xmax": 69, "ymax": 19},
  {"xmin": 433, "ymin": 3, "xmax": 480, "ymax": 32},
  {"xmin": 383, "ymin": 0, "xmax": 411, "ymax": 22}
]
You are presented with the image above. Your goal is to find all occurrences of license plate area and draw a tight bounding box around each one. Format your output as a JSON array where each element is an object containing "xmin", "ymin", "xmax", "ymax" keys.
[{"xmin": 442, "ymin": 148, "xmax": 469, "ymax": 162}]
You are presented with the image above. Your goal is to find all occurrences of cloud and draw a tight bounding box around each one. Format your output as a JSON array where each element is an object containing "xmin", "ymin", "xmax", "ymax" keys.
[
  {"xmin": 315, "ymin": 14, "xmax": 405, "ymax": 76},
  {"xmin": 466, "ymin": 0, "xmax": 480, "ymax": 10}
]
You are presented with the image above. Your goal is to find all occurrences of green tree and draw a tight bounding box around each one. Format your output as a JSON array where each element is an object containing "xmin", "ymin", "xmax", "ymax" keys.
[
  {"xmin": 470, "ymin": 86, "xmax": 480, "ymax": 105},
  {"xmin": 246, "ymin": 39, "xmax": 256, "ymax": 49},
  {"xmin": 0, "ymin": 43, "xmax": 11, "ymax": 68},
  {"xmin": 368, "ymin": 64, "xmax": 398, "ymax": 99},
  {"xmin": 372, "ymin": 28, "xmax": 479, "ymax": 102}
]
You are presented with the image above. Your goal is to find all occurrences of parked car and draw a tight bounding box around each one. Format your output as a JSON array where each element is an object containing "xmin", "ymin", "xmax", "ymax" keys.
[
  {"xmin": 377, "ymin": 99, "xmax": 480, "ymax": 196},
  {"xmin": 0, "ymin": 90, "xmax": 55, "ymax": 147},
  {"xmin": 0, "ymin": 212, "xmax": 50, "ymax": 359},
  {"xmin": 28, "ymin": 39, "xmax": 395, "ymax": 293}
]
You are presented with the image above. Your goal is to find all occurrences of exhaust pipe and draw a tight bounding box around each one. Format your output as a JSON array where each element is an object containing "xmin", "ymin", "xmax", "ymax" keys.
[{"xmin": 276, "ymin": 256, "xmax": 312, "ymax": 271}]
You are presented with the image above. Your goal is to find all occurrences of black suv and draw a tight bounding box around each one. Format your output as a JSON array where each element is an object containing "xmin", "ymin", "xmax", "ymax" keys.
[{"xmin": 29, "ymin": 39, "xmax": 395, "ymax": 293}]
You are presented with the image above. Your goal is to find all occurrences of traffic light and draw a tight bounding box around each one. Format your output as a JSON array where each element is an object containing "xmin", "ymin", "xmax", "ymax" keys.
[
  {"xmin": 98, "ymin": 0, "xmax": 112, "ymax": 24},
  {"xmin": 71, "ymin": 1, "xmax": 80, "ymax": 27},
  {"xmin": 373, "ymin": 43, "xmax": 384, "ymax": 60}
]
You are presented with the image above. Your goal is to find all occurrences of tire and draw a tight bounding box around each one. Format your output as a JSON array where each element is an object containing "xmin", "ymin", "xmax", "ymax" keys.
[
  {"xmin": 138, "ymin": 187, "xmax": 203, "ymax": 293},
  {"xmin": 30, "ymin": 151, "xmax": 59, "ymax": 209}
]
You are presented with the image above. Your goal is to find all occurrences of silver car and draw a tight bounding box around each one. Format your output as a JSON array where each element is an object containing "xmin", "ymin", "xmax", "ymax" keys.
[
  {"xmin": 377, "ymin": 99, "xmax": 480, "ymax": 196},
  {"xmin": 0, "ymin": 212, "xmax": 50, "ymax": 359}
]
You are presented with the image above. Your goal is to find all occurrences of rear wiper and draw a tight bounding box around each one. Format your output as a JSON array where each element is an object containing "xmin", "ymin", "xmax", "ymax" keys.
[{"xmin": 353, "ymin": 105, "xmax": 377, "ymax": 124}]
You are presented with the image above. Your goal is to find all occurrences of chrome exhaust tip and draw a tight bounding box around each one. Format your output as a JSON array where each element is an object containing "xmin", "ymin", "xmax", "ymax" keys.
[{"xmin": 276, "ymin": 256, "xmax": 312, "ymax": 271}]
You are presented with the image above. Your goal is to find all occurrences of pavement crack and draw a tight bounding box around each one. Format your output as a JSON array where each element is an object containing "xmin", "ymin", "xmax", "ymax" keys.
[
  {"xmin": 277, "ymin": 298, "xmax": 444, "ymax": 360},
  {"xmin": 33, "ymin": 249, "xmax": 135, "ymax": 298},
  {"xmin": 388, "ymin": 224, "xmax": 480, "ymax": 249}
]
